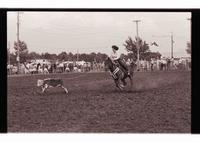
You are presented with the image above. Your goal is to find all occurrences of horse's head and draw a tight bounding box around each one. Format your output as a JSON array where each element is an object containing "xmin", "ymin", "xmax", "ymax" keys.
[{"xmin": 104, "ymin": 57, "xmax": 114, "ymax": 71}]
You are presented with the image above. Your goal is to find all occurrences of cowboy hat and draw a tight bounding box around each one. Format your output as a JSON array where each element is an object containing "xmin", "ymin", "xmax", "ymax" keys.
[{"xmin": 112, "ymin": 45, "xmax": 119, "ymax": 50}]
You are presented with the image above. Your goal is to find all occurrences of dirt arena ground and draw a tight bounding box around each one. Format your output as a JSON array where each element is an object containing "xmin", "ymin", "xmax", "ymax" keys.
[{"xmin": 7, "ymin": 71, "xmax": 191, "ymax": 133}]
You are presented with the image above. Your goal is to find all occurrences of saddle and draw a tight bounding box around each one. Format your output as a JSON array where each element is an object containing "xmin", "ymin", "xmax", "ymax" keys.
[{"xmin": 113, "ymin": 60, "xmax": 129, "ymax": 75}]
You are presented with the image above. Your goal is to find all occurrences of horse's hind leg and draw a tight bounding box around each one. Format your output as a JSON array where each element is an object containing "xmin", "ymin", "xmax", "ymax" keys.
[
  {"xmin": 121, "ymin": 78, "xmax": 127, "ymax": 86},
  {"xmin": 121, "ymin": 72, "xmax": 128, "ymax": 86},
  {"xmin": 115, "ymin": 80, "xmax": 124, "ymax": 91},
  {"xmin": 128, "ymin": 75, "xmax": 133, "ymax": 87}
]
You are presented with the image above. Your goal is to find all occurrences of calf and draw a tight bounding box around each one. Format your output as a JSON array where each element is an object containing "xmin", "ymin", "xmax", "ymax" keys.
[{"xmin": 37, "ymin": 78, "xmax": 68, "ymax": 94}]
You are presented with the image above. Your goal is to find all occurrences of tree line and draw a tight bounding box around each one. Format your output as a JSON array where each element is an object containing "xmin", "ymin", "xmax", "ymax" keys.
[
  {"xmin": 8, "ymin": 37, "xmax": 174, "ymax": 65},
  {"xmin": 8, "ymin": 50, "xmax": 108, "ymax": 65}
]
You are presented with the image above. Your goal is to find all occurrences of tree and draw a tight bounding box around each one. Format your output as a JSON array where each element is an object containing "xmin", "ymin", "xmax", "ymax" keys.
[
  {"xmin": 8, "ymin": 52, "xmax": 17, "ymax": 65},
  {"xmin": 41, "ymin": 52, "xmax": 52, "ymax": 60},
  {"xmin": 186, "ymin": 42, "xmax": 191, "ymax": 55},
  {"xmin": 94, "ymin": 53, "xmax": 107, "ymax": 63},
  {"xmin": 79, "ymin": 53, "xmax": 87, "ymax": 61},
  {"xmin": 123, "ymin": 36, "xmax": 161, "ymax": 61},
  {"xmin": 13, "ymin": 40, "xmax": 28, "ymax": 63},
  {"xmin": 27, "ymin": 52, "xmax": 41, "ymax": 60},
  {"xmin": 142, "ymin": 52, "xmax": 161, "ymax": 61},
  {"xmin": 14, "ymin": 40, "xmax": 28, "ymax": 52},
  {"xmin": 85, "ymin": 52, "xmax": 96, "ymax": 62},
  {"xmin": 123, "ymin": 37, "xmax": 149, "ymax": 61},
  {"xmin": 50, "ymin": 54, "xmax": 58, "ymax": 61},
  {"xmin": 58, "ymin": 52, "xmax": 68, "ymax": 61},
  {"xmin": 68, "ymin": 52, "xmax": 74, "ymax": 61}
]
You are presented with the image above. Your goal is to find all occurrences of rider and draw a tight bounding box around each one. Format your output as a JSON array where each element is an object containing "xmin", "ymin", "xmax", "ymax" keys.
[{"xmin": 110, "ymin": 45, "xmax": 129, "ymax": 75}]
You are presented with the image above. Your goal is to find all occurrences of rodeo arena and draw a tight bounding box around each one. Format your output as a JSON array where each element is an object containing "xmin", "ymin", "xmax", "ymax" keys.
[{"xmin": 7, "ymin": 12, "xmax": 191, "ymax": 133}]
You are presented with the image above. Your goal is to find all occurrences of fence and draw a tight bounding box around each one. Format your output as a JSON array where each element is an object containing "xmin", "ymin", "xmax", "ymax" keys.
[{"xmin": 7, "ymin": 58, "xmax": 191, "ymax": 75}]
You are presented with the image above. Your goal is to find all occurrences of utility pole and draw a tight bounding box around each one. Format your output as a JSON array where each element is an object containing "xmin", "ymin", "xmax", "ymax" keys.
[
  {"xmin": 187, "ymin": 18, "xmax": 192, "ymax": 70},
  {"xmin": 8, "ymin": 41, "xmax": 11, "ymax": 75},
  {"xmin": 16, "ymin": 11, "xmax": 24, "ymax": 74},
  {"xmin": 152, "ymin": 33, "xmax": 175, "ymax": 59},
  {"xmin": 133, "ymin": 20, "xmax": 141, "ymax": 71},
  {"xmin": 77, "ymin": 50, "xmax": 79, "ymax": 62},
  {"xmin": 187, "ymin": 18, "xmax": 191, "ymax": 52},
  {"xmin": 16, "ymin": 12, "xmax": 20, "ymax": 74},
  {"xmin": 171, "ymin": 32, "xmax": 174, "ymax": 58}
]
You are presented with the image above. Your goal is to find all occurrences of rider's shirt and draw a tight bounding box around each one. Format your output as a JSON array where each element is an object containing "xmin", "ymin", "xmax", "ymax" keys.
[{"xmin": 110, "ymin": 51, "xmax": 120, "ymax": 61}]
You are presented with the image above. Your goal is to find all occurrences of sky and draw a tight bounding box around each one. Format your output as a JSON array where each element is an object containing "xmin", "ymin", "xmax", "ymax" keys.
[{"xmin": 7, "ymin": 12, "xmax": 191, "ymax": 58}]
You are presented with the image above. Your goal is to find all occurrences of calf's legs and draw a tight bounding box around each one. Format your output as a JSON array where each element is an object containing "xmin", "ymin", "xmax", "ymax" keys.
[
  {"xmin": 41, "ymin": 84, "xmax": 68, "ymax": 94},
  {"xmin": 61, "ymin": 86, "xmax": 69, "ymax": 94}
]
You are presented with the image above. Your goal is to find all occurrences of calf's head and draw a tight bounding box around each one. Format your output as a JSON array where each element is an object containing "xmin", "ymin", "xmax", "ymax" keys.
[{"xmin": 37, "ymin": 79, "xmax": 44, "ymax": 87}]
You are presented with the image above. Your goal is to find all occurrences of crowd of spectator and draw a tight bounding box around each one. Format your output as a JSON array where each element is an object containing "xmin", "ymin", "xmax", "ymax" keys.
[
  {"xmin": 7, "ymin": 57, "xmax": 191, "ymax": 75},
  {"xmin": 135, "ymin": 57, "xmax": 191, "ymax": 71},
  {"xmin": 7, "ymin": 59, "xmax": 105, "ymax": 75}
]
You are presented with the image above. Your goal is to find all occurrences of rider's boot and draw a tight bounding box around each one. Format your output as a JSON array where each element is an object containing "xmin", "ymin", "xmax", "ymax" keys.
[{"xmin": 117, "ymin": 59, "xmax": 129, "ymax": 74}]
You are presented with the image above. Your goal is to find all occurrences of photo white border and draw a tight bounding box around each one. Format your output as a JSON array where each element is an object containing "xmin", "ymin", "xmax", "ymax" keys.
[
  {"xmin": 2, "ymin": 0, "xmax": 199, "ymax": 141},
  {"xmin": 0, "ymin": 0, "xmax": 200, "ymax": 8}
]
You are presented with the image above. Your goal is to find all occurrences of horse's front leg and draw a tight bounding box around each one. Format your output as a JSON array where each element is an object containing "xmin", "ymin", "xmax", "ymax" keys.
[
  {"xmin": 114, "ymin": 79, "xmax": 124, "ymax": 90},
  {"xmin": 121, "ymin": 78, "xmax": 127, "ymax": 86}
]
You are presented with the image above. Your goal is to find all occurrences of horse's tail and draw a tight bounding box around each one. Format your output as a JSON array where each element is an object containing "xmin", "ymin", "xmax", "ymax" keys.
[
  {"xmin": 127, "ymin": 70, "xmax": 133, "ymax": 86},
  {"xmin": 128, "ymin": 65, "xmax": 134, "ymax": 76},
  {"xmin": 128, "ymin": 63, "xmax": 135, "ymax": 86}
]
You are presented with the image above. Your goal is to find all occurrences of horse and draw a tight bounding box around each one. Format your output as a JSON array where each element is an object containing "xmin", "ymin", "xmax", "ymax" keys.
[{"xmin": 104, "ymin": 57, "xmax": 135, "ymax": 90}]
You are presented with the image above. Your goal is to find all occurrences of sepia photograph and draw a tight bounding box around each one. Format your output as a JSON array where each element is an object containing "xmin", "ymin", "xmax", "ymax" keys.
[{"xmin": 7, "ymin": 11, "xmax": 191, "ymax": 133}]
